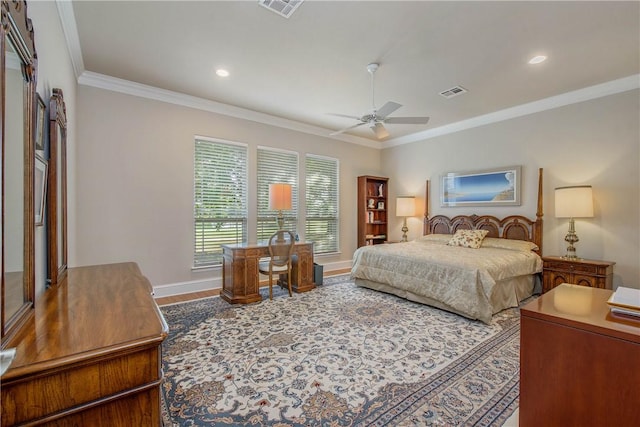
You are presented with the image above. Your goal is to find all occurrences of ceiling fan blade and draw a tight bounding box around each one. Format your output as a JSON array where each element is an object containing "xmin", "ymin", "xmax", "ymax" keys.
[
  {"xmin": 327, "ymin": 113, "xmax": 363, "ymax": 120},
  {"xmin": 329, "ymin": 122, "xmax": 367, "ymax": 136},
  {"xmin": 375, "ymin": 101, "xmax": 402, "ymax": 119},
  {"xmin": 384, "ymin": 116, "xmax": 430, "ymax": 125},
  {"xmin": 371, "ymin": 122, "xmax": 390, "ymax": 139}
]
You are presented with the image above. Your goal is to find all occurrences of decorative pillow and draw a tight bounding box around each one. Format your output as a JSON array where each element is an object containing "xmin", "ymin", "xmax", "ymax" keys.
[
  {"xmin": 416, "ymin": 234, "xmax": 453, "ymax": 244},
  {"xmin": 447, "ymin": 229, "xmax": 489, "ymax": 249},
  {"xmin": 481, "ymin": 237, "xmax": 539, "ymax": 252}
]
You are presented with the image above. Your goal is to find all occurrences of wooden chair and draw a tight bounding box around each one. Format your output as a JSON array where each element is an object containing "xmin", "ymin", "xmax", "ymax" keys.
[{"xmin": 258, "ymin": 230, "xmax": 296, "ymax": 300}]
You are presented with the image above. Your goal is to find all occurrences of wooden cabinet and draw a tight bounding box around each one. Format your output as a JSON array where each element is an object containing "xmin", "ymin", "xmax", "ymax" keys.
[
  {"xmin": 1, "ymin": 263, "xmax": 168, "ymax": 426},
  {"xmin": 542, "ymin": 256, "xmax": 614, "ymax": 292},
  {"xmin": 357, "ymin": 175, "xmax": 389, "ymax": 248},
  {"xmin": 520, "ymin": 284, "xmax": 640, "ymax": 426}
]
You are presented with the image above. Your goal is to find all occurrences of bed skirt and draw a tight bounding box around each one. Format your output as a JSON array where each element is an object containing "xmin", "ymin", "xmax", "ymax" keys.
[{"xmin": 354, "ymin": 274, "xmax": 540, "ymax": 323}]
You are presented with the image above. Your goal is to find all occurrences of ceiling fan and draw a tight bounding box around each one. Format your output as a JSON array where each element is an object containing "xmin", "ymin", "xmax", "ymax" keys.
[{"xmin": 329, "ymin": 63, "xmax": 430, "ymax": 139}]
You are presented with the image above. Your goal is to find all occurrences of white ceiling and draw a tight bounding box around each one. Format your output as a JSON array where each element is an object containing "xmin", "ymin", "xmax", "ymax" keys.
[{"xmin": 66, "ymin": 1, "xmax": 640, "ymax": 147}]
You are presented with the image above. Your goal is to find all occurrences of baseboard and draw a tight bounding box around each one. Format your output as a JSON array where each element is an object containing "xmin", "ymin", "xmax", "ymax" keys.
[
  {"xmin": 152, "ymin": 260, "xmax": 352, "ymax": 298},
  {"xmin": 153, "ymin": 277, "xmax": 222, "ymax": 298}
]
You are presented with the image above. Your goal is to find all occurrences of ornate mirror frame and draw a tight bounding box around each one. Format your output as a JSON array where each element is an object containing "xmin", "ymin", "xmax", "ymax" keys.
[
  {"xmin": 47, "ymin": 88, "xmax": 67, "ymax": 287},
  {"xmin": 1, "ymin": 0, "xmax": 37, "ymax": 343}
]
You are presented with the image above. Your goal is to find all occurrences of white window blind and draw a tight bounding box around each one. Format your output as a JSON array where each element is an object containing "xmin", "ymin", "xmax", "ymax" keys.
[
  {"xmin": 305, "ymin": 154, "xmax": 339, "ymax": 253},
  {"xmin": 257, "ymin": 147, "xmax": 298, "ymax": 241},
  {"xmin": 193, "ymin": 138, "xmax": 248, "ymax": 267}
]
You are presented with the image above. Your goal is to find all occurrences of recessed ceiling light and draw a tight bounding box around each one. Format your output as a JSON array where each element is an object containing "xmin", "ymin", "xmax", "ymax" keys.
[
  {"xmin": 528, "ymin": 55, "xmax": 547, "ymax": 65},
  {"xmin": 216, "ymin": 69, "xmax": 230, "ymax": 77}
]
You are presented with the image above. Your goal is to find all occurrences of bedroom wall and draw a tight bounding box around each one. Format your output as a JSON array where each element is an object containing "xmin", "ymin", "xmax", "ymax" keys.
[
  {"xmin": 381, "ymin": 89, "xmax": 640, "ymax": 289},
  {"xmin": 29, "ymin": 1, "xmax": 78, "ymax": 298},
  {"xmin": 75, "ymin": 86, "xmax": 381, "ymax": 292}
]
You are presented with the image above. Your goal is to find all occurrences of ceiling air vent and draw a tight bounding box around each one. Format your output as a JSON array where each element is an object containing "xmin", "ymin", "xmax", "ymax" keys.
[
  {"xmin": 439, "ymin": 86, "xmax": 468, "ymax": 99},
  {"xmin": 259, "ymin": 0, "xmax": 304, "ymax": 18}
]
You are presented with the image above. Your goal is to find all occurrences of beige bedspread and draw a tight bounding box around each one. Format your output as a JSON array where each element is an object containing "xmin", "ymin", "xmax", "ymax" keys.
[{"xmin": 351, "ymin": 237, "xmax": 542, "ymax": 323}]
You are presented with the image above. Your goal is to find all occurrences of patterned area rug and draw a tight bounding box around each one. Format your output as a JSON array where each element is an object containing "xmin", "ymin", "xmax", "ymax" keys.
[{"xmin": 160, "ymin": 275, "xmax": 520, "ymax": 426}]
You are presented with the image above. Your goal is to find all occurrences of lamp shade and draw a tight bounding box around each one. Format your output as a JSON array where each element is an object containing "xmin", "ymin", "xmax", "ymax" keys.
[
  {"xmin": 269, "ymin": 183, "xmax": 292, "ymax": 211},
  {"xmin": 396, "ymin": 196, "xmax": 416, "ymax": 217},
  {"xmin": 555, "ymin": 186, "xmax": 593, "ymax": 218}
]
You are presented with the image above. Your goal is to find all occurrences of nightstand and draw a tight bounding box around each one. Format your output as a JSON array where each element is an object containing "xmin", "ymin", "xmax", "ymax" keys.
[{"xmin": 541, "ymin": 256, "xmax": 615, "ymax": 292}]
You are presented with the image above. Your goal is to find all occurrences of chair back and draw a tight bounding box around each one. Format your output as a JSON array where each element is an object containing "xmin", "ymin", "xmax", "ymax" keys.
[{"xmin": 268, "ymin": 230, "xmax": 295, "ymax": 267}]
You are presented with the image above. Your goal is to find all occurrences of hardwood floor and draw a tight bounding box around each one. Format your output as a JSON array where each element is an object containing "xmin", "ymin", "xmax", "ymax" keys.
[{"xmin": 155, "ymin": 268, "xmax": 351, "ymax": 306}]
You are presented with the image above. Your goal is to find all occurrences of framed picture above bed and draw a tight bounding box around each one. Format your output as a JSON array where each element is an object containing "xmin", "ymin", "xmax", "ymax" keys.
[{"xmin": 440, "ymin": 165, "xmax": 521, "ymax": 207}]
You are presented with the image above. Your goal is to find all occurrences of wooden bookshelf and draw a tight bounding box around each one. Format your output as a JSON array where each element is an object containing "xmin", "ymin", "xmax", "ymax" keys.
[{"xmin": 357, "ymin": 175, "xmax": 389, "ymax": 248}]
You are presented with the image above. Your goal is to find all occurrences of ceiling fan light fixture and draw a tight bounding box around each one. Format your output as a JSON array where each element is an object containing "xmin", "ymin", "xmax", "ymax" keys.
[{"xmin": 328, "ymin": 62, "xmax": 430, "ymax": 140}]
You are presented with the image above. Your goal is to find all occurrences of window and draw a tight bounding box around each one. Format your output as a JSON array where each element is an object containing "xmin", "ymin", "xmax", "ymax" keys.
[
  {"xmin": 306, "ymin": 154, "xmax": 339, "ymax": 253},
  {"xmin": 257, "ymin": 147, "xmax": 298, "ymax": 241},
  {"xmin": 193, "ymin": 137, "xmax": 247, "ymax": 267}
]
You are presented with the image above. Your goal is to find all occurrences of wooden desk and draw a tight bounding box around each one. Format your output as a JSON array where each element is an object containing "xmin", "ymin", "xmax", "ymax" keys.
[
  {"xmin": 1, "ymin": 262, "xmax": 168, "ymax": 426},
  {"xmin": 222, "ymin": 241, "xmax": 315, "ymax": 304},
  {"xmin": 519, "ymin": 284, "xmax": 640, "ymax": 426}
]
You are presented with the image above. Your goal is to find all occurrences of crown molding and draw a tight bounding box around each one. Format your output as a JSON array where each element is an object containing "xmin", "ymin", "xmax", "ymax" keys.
[
  {"xmin": 384, "ymin": 74, "xmax": 640, "ymax": 147},
  {"xmin": 78, "ymin": 69, "xmax": 639, "ymax": 150},
  {"xmin": 77, "ymin": 71, "xmax": 380, "ymax": 149},
  {"xmin": 56, "ymin": 0, "xmax": 85, "ymax": 79}
]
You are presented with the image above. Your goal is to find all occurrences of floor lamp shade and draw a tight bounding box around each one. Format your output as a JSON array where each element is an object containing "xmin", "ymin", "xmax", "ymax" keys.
[
  {"xmin": 396, "ymin": 196, "xmax": 416, "ymax": 242},
  {"xmin": 554, "ymin": 185, "xmax": 593, "ymax": 259}
]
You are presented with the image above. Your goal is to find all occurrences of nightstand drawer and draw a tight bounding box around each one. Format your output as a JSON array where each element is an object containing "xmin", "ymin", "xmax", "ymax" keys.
[{"xmin": 544, "ymin": 260, "xmax": 600, "ymax": 275}]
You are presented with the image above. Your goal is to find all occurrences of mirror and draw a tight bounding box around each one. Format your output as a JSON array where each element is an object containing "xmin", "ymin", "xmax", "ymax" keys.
[
  {"xmin": 47, "ymin": 89, "xmax": 68, "ymax": 287},
  {"xmin": 1, "ymin": 0, "xmax": 37, "ymax": 343}
]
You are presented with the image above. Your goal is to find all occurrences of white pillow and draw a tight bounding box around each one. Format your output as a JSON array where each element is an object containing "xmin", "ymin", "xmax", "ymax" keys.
[
  {"xmin": 481, "ymin": 237, "xmax": 539, "ymax": 252},
  {"xmin": 447, "ymin": 229, "xmax": 489, "ymax": 249},
  {"xmin": 416, "ymin": 234, "xmax": 453, "ymax": 244}
]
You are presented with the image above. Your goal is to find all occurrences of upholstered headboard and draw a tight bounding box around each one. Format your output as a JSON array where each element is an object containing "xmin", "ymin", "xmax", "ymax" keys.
[{"xmin": 424, "ymin": 168, "xmax": 544, "ymax": 252}]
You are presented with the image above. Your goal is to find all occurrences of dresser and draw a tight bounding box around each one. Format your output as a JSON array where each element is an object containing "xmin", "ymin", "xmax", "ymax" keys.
[
  {"xmin": 541, "ymin": 256, "xmax": 614, "ymax": 292},
  {"xmin": 1, "ymin": 263, "xmax": 168, "ymax": 426},
  {"xmin": 519, "ymin": 284, "xmax": 640, "ymax": 426}
]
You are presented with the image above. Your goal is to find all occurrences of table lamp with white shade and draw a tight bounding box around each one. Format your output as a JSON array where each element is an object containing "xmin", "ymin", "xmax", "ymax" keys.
[
  {"xmin": 396, "ymin": 196, "xmax": 416, "ymax": 242},
  {"xmin": 554, "ymin": 185, "xmax": 594, "ymax": 259}
]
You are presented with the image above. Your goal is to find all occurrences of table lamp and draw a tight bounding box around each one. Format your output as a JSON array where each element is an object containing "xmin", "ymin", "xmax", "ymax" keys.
[
  {"xmin": 554, "ymin": 185, "xmax": 593, "ymax": 259},
  {"xmin": 269, "ymin": 183, "xmax": 292, "ymax": 230},
  {"xmin": 396, "ymin": 196, "xmax": 416, "ymax": 242}
]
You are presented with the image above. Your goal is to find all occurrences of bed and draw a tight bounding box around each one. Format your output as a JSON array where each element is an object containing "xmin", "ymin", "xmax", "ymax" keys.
[{"xmin": 351, "ymin": 168, "xmax": 544, "ymax": 324}]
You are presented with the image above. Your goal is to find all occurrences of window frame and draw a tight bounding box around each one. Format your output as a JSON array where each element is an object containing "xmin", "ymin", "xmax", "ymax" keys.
[
  {"xmin": 193, "ymin": 136, "xmax": 248, "ymax": 268},
  {"xmin": 305, "ymin": 153, "xmax": 339, "ymax": 254},
  {"xmin": 256, "ymin": 146, "xmax": 299, "ymax": 242}
]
